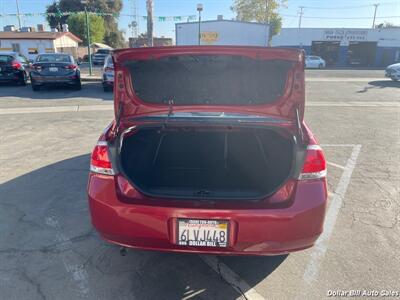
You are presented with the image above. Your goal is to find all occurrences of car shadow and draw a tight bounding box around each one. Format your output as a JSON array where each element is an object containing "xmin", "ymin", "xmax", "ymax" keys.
[
  {"xmin": 367, "ymin": 80, "xmax": 400, "ymax": 88},
  {"xmin": 356, "ymin": 80, "xmax": 399, "ymax": 93},
  {"xmin": 0, "ymin": 155, "xmax": 286, "ymax": 299},
  {"xmin": 0, "ymin": 82, "xmax": 113, "ymax": 101}
]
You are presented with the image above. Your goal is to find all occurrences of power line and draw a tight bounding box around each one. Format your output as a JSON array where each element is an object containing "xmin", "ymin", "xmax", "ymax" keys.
[
  {"xmin": 298, "ymin": 1, "xmax": 398, "ymax": 10},
  {"xmin": 281, "ymin": 14, "xmax": 400, "ymax": 20}
]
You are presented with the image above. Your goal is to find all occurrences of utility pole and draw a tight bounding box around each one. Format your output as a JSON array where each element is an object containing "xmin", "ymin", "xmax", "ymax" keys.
[
  {"xmin": 197, "ymin": 4, "xmax": 203, "ymax": 45},
  {"xmin": 372, "ymin": 4, "xmax": 379, "ymax": 28},
  {"xmin": 265, "ymin": 0, "xmax": 270, "ymax": 46},
  {"xmin": 15, "ymin": 0, "xmax": 21, "ymax": 30},
  {"xmin": 298, "ymin": 6, "xmax": 304, "ymax": 30},
  {"xmin": 146, "ymin": 0, "xmax": 153, "ymax": 46},
  {"xmin": 82, "ymin": 0, "xmax": 93, "ymax": 76},
  {"xmin": 298, "ymin": 6, "xmax": 304, "ymax": 48}
]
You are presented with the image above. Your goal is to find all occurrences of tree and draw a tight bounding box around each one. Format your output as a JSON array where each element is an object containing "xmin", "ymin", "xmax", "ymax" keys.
[
  {"xmin": 231, "ymin": 0, "xmax": 286, "ymax": 44},
  {"xmin": 67, "ymin": 14, "xmax": 105, "ymax": 45},
  {"xmin": 46, "ymin": 0, "xmax": 124, "ymax": 48}
]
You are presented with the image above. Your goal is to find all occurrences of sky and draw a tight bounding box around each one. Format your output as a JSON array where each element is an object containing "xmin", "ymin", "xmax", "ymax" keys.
[{"xmin": 0, "ymin": 0, "xmax": 399, "ymax": 40}]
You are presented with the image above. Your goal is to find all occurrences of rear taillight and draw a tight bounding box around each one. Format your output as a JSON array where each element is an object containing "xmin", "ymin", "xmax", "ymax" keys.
[
  {"xmin": 64, "ymin": 64, "xmax": 77, "ymax": 70},
  {"xmin": 90, "ymin": 141, "xmax": 115, "ymax": 175},
  {"xmin": 32, "ymin": 64, "xmax": 42, "ymax": 71},
  {"xmin": 299, "ymin": 145, "xmax": 327, "ymax": 180},
  {"xmin": 11, "ymin": 60, "xmax": 22, "ymax": 69}
]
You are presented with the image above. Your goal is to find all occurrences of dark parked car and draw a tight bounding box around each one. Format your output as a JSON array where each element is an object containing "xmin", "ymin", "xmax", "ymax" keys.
[
  {"xmin": 87, "ymin": 46, "xmax": 328, "ymax": 256},
  {"xmin": 102, "ymin": 54, "xmax": 114, "ymax": 92},
  {"xmin": 0, "ymin": 52, "xmax": 30, "ymax": 85},
  {"xmin": 92, "ymin": 48, "xmax": 112, "ymax": 65},
  {"xmin": 30, "ymin": 53, "xmax": 81, "ymax": 91}
]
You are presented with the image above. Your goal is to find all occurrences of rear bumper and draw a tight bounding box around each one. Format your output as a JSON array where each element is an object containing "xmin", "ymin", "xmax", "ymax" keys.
[
  {"xmin": 88, "ymin": 174, "xmax": 328, "ymax": 255},
  {"xmin": 31, "ymin": 74, "xmax": 78, "ymax": 85},
  {"xmin": 102, "ymin": 74, "xmax": 114, "ymax": 86}
]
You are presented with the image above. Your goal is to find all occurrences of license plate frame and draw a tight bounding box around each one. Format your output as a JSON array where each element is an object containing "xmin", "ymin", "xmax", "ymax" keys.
[
  {"xmin": 49, "ymin": 67, "xmax": 58, "ymax": 72},
  {"xmin": 177, "ymin": 218, "xmax": 229, "ymax": 248}
]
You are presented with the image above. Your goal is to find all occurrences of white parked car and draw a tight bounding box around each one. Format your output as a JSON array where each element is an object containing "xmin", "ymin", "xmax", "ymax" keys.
[
  {"xmin": 102, "ymin": 55, "xmax": 114, "ymax": 92},
  {"xmin": 385, "ymin": 63, "xmax": 400, "ymax": 81},
  {"xmin": 305, "ymin": 55, "xmax": 326, "ymax": 69}
]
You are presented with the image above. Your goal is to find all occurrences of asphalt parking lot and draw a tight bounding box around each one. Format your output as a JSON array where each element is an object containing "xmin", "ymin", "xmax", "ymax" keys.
[{"xmin": 0, "ymin": 70, "xmax": 399, "ymax": 300}]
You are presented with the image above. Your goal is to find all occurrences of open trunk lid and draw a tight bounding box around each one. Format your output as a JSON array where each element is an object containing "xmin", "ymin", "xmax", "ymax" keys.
[{"xmin": 112, "ymin": 46, "xmax": 305, "ymax": 124}]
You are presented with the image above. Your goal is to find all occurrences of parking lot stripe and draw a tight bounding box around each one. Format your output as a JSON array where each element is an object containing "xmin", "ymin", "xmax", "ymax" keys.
[
  {"xmin": 200, "ymin": 255, "xmax": 265, "ymax": 300},
  {"xmin": 0, "ymin": 105, "xmax": 113, "ymax": 115},
  {"xmin": 308, "ymin": 102, "xmax": 400, "ymax": 107},
  {"xmin": 298, "ymin": 144, "xmax": 362, "ymax": 295},
  {"xmin": 306, "ymin": 77, "xmax": 383, "ymax": 82}
]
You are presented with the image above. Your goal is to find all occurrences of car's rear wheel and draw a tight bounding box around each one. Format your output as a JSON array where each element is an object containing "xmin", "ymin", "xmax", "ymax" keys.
[
  {"xmin": 318, "ymin": 63, "xmax": 323, "ymax": 69},
  {"xmin": 32, "ymin": 84, "xmax": 40, "ymax": 91}
]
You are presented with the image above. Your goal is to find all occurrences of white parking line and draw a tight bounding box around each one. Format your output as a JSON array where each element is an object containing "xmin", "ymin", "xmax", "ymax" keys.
[
  {"xmin": 0, "ymin": 105, "xmax": 113, "ymax": 115},
  {"xmin": 45, "ymin": 215, "xmax": 90, "ymax": 296},
  {"xmin": 308, "ymin": 102, "xmax": 400, "ymax": 107},
  {"xmin": 297, "ymin": 144, "xmax": 362, "ymax": 297},
  {"xmin": 306, "ymin": 77, "xmax": 383, "ymax": 82},
  {"xmin": 200, "ymin": 255, "xmax": 266, "ymax": 300}
]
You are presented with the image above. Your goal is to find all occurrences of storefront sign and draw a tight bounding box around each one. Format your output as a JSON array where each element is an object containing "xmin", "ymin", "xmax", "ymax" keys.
[
  {"xmin": 323, "ymin": 29, "xmax": 368, "ymax": 41},
  {"xmin": 28, "ymin": 48, "xmax": 38, "ymax": 54},
  {"xmin": 201, "ymin": 32, "xmax": 219, "ymax": 43}
]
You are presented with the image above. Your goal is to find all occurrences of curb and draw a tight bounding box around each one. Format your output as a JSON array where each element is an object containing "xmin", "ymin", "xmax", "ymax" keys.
[{"xmin": 81, "ymin": 76, "xmax": 102, "ymax": 82}]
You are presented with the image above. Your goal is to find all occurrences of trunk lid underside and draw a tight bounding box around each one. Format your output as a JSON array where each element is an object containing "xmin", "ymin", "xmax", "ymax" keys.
[{"xmin": 112, "ymin": 46, "xmax": 305, "ymax": 123}]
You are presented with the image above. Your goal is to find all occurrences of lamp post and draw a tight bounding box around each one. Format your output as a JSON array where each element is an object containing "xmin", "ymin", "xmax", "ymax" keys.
[
  {"xmin": 197, "ymin": 4, "xmax": 203, "ymax": 45},
  {"xmin": 81, "ymin": 0, "xmax": 92, "ymax": 76}
]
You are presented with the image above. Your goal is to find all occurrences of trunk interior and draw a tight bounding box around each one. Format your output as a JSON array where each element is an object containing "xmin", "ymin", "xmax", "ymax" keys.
[{"xmin": 120, "ymin": 126, "xmax": 294, "ymax": 200}]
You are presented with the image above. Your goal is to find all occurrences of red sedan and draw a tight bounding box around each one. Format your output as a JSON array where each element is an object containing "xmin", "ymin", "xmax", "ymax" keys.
[{"xmin": 87, "ymin": 46, "xmax": 328, "ymax": 255}]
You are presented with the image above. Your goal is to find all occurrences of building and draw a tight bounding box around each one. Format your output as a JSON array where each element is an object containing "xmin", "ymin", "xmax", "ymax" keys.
[
  {"xmin": 0, "ymin": 31, "xmax": 82, "ymax": 60},
  {"xmin": 176, "ymin": 19, "xmax": 270, "ymax": 46},
  {"xmin": 271, "ymin": 28, "xmax": 400, "ymax": 67},
  {"xmin": 129, "ymin": 36, "xmax": 173, "ymax": 48}
]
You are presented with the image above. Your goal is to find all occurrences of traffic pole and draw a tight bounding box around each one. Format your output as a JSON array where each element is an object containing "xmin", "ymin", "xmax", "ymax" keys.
[{"xmin": 85, "ymin": 7, "xmax": 93, "ymax": 76}]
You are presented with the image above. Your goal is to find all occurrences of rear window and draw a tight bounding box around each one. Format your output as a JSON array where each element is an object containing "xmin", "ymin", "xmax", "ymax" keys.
[
  {"xmin": 126, "ymin": 55, "xmax": 294, "ymax": 105},
  {"xmin": 97, "ymin": 49, "xmax": 110, "ymax": 54},
  {"xmin": 36, "ymin": 54, "xmax": 71, "ymax": 63},
  {"xmin": 0, "ymin": 55, "xmax": 14, "ymax": 63}
]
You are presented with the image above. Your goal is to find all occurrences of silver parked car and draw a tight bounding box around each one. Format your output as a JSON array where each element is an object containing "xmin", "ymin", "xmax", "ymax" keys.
[
  {"xmin": 92, "ymin": 48, "xmax": 112, "ymax": 65},
  {"xmin": 385, "ymin": 63, "xmax": 400, "ymax": 81},
  {"xmin": 102, "ymin": 54, "xmax": 114, "ymax": 92}
]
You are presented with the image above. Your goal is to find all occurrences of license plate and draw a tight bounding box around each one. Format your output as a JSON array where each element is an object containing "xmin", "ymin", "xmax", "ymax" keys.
[
  {"xmin": 177, "ymin": 219, "xmax": 229, "ymax": 247},
  {"xmin": 49, "ymin": 67, "xmax": 58, "ymax": 72}
]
